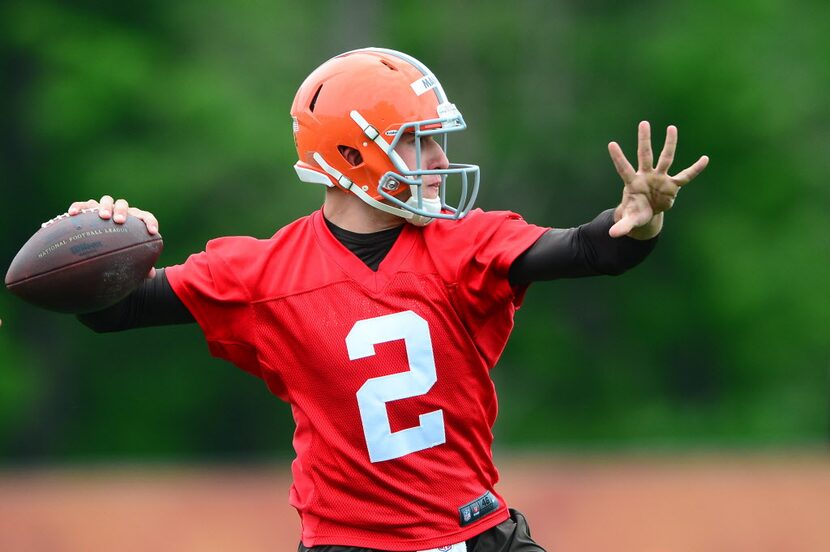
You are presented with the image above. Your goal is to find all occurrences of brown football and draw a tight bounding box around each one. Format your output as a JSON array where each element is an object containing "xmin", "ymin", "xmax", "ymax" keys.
[{"xmin": 5, "ymin": 209, "xmax": 163, "ymax": 314}]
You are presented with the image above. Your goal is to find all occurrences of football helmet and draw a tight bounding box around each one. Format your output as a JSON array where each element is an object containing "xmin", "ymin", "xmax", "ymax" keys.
[{"xmin": 291, "ymin": 48, "xmax": 479, "ymax": 225}]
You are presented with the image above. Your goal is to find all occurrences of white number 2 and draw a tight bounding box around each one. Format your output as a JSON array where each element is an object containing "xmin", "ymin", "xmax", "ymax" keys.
[{"xmin": 346, "ymin": 310, "xmax": 446, "ymax": 463}]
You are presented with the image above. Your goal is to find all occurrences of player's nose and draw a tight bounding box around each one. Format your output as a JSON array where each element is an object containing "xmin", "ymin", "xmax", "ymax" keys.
[{"xmin": 424, "ymin": 138, "xmax": 449, "ymax": 170}]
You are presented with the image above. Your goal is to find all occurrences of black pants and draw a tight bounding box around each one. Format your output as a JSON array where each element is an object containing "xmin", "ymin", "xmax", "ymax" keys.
[{"xmin": 298, "ymin": 508, "xmax": 546, "ymax": 552}]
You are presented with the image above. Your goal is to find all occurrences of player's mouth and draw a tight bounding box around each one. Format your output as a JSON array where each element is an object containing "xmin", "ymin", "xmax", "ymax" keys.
[{"xmin": 423, "ymin": 179, "xmax": 441, "ymax": 198}]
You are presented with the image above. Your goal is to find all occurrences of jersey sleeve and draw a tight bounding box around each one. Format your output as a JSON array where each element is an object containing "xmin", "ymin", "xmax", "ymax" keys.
[
  {"xmin": 165, "ymin": 237, "xmax": 263, "ymax": 378},
  {"xmin": 456, "ymin": 210, "xmax": 550, "ymax": 309},
  {"xmin": 426, "ymin": 210, "xmax": 548, "ymax": 368}
]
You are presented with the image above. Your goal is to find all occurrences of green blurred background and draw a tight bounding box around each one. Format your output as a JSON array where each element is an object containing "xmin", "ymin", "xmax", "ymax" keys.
[{"xmin": 1, "ymin": 0, "xmax": 827, "ymax": 464}]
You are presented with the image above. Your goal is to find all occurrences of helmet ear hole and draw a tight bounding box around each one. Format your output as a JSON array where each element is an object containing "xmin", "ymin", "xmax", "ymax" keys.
[{"xmin": 337, "ymin": 145, "xmax": 363, "ymax": 167}]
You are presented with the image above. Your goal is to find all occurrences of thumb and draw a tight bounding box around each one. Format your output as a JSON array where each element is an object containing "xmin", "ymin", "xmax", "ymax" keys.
[{"xmin": 609, "ymin": 215, "xmax": 636, "ymax": 238}]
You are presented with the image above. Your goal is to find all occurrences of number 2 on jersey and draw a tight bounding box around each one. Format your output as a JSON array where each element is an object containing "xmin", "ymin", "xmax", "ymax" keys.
[{"xmin": 346, "ymin": 310, "xmax": 446, "ymax": 463}]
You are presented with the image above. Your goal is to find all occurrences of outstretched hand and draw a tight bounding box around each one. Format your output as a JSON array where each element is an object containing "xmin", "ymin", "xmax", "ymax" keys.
[{"xmin": 607, "ymin": 121, "xmax": 708, "ymax": 238}]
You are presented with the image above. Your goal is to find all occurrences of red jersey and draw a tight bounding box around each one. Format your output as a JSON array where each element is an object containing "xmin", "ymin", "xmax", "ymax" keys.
[{"xmin": 166, "ymin": 208, "xmax": 548, "ymax": 550}]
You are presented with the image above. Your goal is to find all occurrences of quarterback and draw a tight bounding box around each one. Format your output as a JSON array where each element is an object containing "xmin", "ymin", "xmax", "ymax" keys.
[{"xmin": 70, "ymin": 48, "xmax": 708, "ymax": 551}]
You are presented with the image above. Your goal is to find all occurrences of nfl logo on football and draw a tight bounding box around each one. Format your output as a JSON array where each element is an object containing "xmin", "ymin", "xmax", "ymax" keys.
[{"xmin": 461, "ymin": 506, "xmax": 472, "ymax": 522}]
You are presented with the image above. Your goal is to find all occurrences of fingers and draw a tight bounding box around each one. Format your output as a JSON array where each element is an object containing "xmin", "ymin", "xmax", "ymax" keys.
[
  {"xmin": 66, "ymin": 195, "xmax": 160, "ymax": 235},
  {"xmin": 128, "ymin": 207, "xmax": 160, "ymax": 235},
  {"xmin": 98, "ymin": 195, "xmax": 115, "ymax": 219},
  {"xmin": 68, "ymin": 195, "xmax": 120, "ymax": 217},
  {"xmin": 609, "ymin": 215, "xmax": 636, "ymax": 238},
  {"xmin": 637, "ymin": 120, "xmax": 653, "ymax": 171},
  {"xmin": 113, "ymin": 199, "xmax": 130, "ymax": 223},
  {"xmin": 608, "ymin": 142, "xmax": 636, "ymax": 183},
  {"xmin": 673, "ymin": 155, "xmax": 710, "ymax": 185},
  {"xmin": 68, "ymin": 198, "xmax": 100, "ymax": 216},
  {"xmin": 656, "ymin": 125, "xmax": 677, "ymax": 173}
]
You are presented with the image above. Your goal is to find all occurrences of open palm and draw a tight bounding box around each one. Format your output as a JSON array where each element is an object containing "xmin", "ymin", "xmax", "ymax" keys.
[{"xmin": 608, "ymin": 121, "xmax": 709, "ymax": 238}]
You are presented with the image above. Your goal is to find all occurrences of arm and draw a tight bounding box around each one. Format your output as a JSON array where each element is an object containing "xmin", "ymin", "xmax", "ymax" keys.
[
  {"xmin": 508, "ymin": 209, "xmax": 657, "ymax": 286},
  {"xmin": 77, "ymin": 268, "xmax": 195, "ymax": 332},
  {"xmin": 510, "ymin": 122, "xmax": 707, "ymax": 286}
]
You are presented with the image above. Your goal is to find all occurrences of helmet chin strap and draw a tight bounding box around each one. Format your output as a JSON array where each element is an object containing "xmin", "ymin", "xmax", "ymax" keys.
[{"xmin": 405, "ymin": 195, "xmax": 441, "ymax": 227}]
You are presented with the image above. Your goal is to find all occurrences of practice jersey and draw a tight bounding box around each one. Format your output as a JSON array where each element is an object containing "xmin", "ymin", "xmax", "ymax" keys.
[{"xmin": 165, "ymin": 208, "xmax": 549, "ymax": 550}]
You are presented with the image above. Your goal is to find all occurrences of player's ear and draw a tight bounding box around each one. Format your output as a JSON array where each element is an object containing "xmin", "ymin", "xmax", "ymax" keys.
[{"xmin": 338, "ymin": 145, "xmax": 363, "ymax": 167}]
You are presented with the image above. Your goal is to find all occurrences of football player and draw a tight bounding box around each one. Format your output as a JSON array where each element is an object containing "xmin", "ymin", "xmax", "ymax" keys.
[{"xmin": 69, "ymin": 48, "xmax": 708, "ymax": 551}]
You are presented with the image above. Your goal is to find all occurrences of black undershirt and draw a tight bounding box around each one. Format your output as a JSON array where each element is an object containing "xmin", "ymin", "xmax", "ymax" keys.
[
  {"xmin": 324, "ymin": 217, "xmax": 403, "ymax": 271},
  {"xmin": 77, "ymin": 209, "xmax": 656, "ymax": 333}
]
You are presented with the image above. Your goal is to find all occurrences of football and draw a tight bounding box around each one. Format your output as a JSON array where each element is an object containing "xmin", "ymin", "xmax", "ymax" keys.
[{"xmin": 5, "ymin": 209, "xmax": 163, "ymax": 314}]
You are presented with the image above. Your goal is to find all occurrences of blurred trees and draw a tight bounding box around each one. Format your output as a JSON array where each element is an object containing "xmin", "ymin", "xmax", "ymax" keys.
[{"xmin": 1, "ymin": 0, "xmax": 827, "ymax": 462}]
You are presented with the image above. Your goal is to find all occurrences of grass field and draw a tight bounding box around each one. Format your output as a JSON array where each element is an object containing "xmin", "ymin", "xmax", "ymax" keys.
[{"xmin": 1, "ymin": 453, "xmax": 828, "ymax": 551}]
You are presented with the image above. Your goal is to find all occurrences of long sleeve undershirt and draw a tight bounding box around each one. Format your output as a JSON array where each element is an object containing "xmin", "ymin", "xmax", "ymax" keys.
[{"xmin": 77, "ymin": 209, "xmax": 657, "ymax": 333}]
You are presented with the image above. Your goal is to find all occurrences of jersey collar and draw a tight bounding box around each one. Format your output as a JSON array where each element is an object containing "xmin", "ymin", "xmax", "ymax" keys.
[{"xmin": 311, "ymin": 209, "xmax": 417, "ymax": 293}]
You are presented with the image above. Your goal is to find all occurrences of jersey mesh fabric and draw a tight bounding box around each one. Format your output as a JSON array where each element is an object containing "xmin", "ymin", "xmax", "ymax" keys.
[{"xmin": 165, "ymin": 208, "xmax": 549, "ymax": 550}]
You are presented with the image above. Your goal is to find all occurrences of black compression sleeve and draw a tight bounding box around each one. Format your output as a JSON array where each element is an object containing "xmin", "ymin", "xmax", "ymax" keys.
[
  {"xmin": 508, "ymin": 209, "xmax": 658, "ymax": 285},
  {"xmin": 76, "ymin": 268, "xmax": 195, "ymax": 332}
]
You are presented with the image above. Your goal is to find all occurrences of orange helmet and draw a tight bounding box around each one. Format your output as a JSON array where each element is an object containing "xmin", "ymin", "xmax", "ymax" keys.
[{"xmin": 290, "ymin": 48, "xmax": 479, "ymax": 225}]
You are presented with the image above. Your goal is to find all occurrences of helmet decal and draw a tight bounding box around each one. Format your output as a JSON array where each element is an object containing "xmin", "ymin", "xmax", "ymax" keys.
[{"xmin": 410, "ymin": 74, "xmax": 438, "ymax": 96}]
